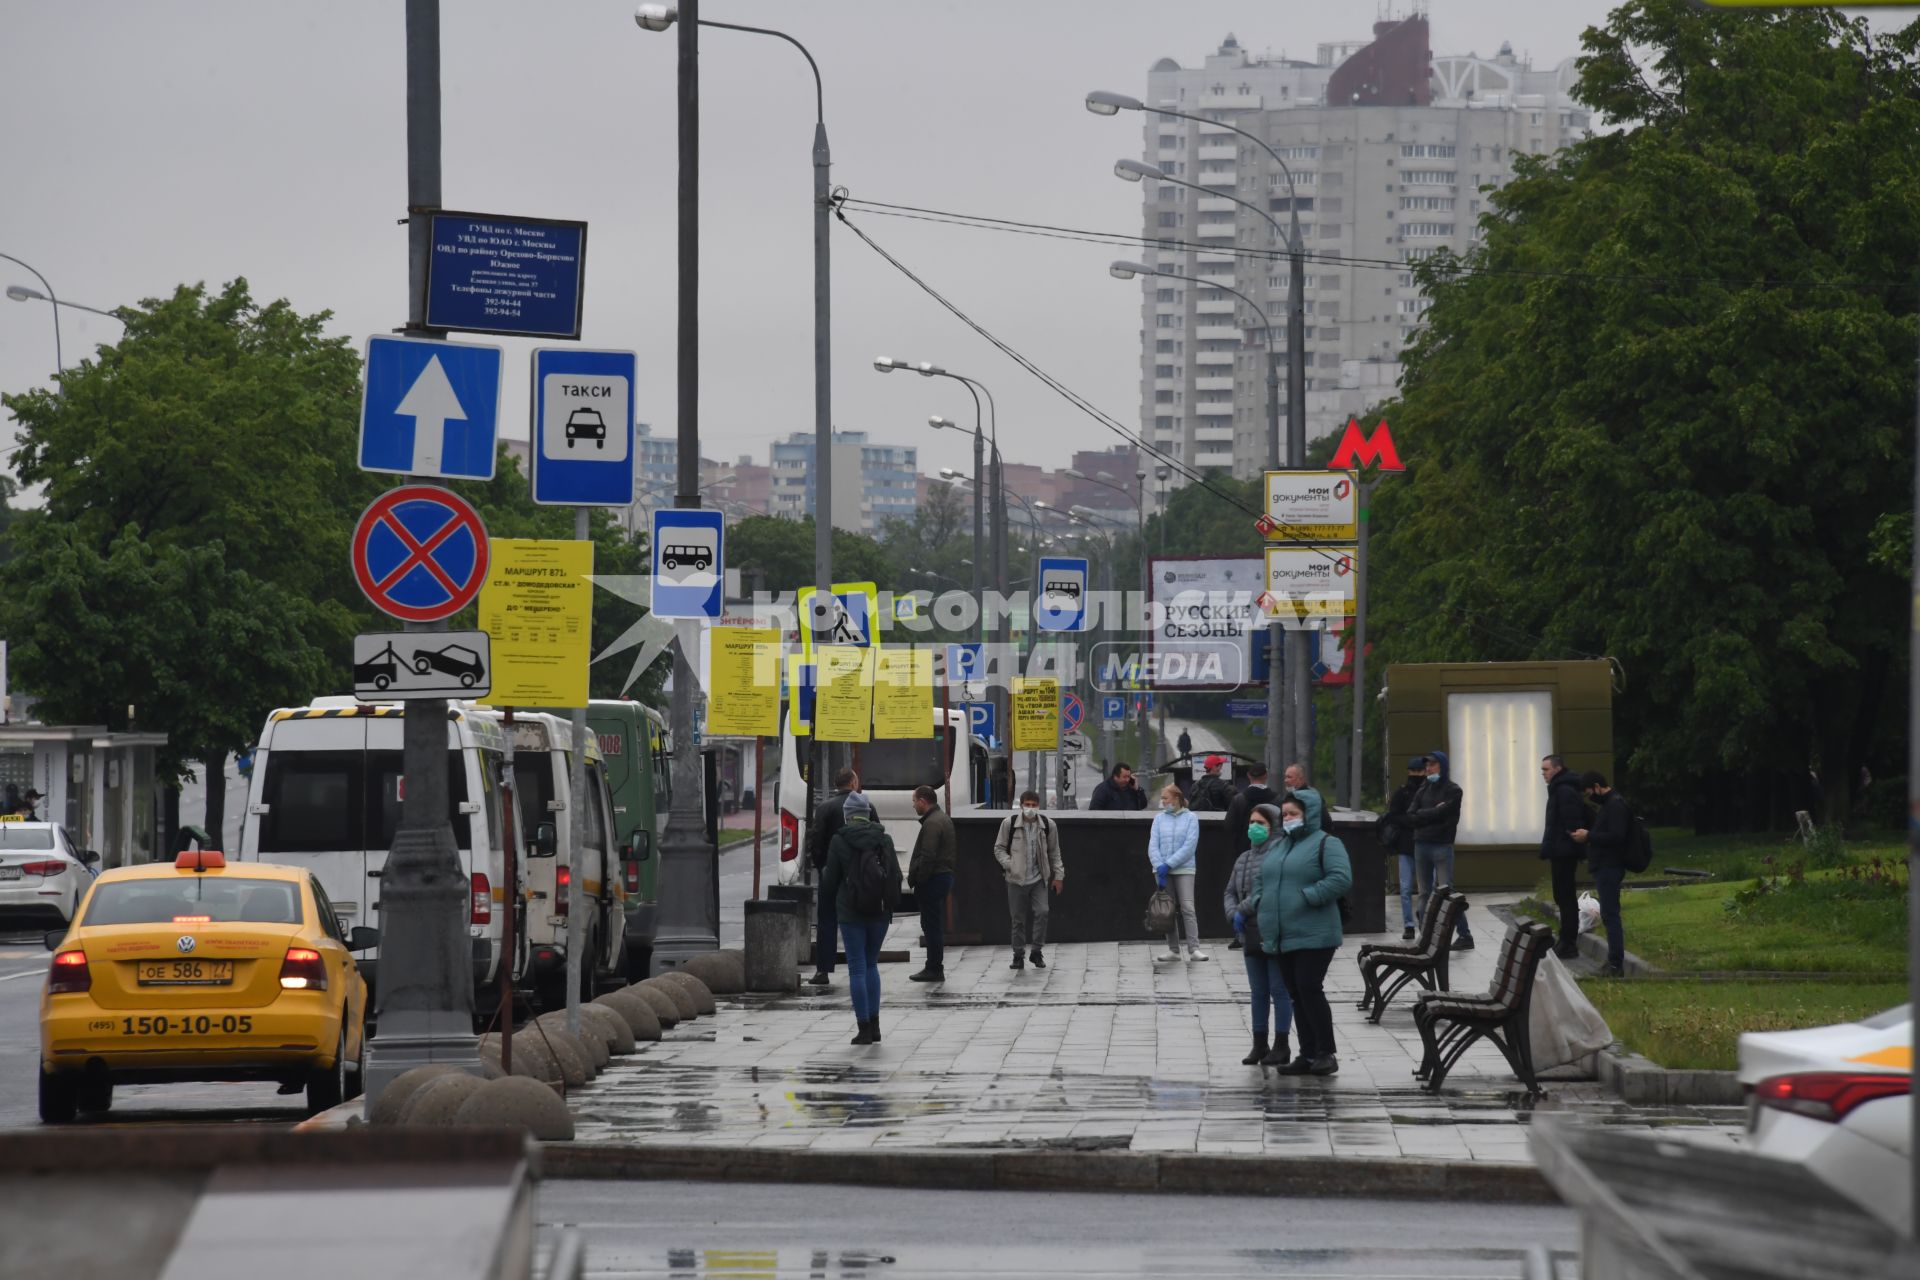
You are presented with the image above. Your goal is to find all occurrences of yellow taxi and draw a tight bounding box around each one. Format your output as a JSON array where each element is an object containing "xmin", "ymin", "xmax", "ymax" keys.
[{"xmin": 38, "ymin": 849, "xmax": 374, "ymax": 1123}]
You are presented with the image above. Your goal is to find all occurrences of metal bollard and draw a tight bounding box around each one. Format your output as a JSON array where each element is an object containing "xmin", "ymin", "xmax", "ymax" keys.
[{"xmin": 744, "ymin": 899, "xmax": 802, "ymax": 992}]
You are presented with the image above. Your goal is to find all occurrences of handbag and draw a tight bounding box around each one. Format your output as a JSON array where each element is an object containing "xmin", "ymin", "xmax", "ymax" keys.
[{"xmin": 1144, "ymin": 887, "xmax": 1176, "ymax": 934}]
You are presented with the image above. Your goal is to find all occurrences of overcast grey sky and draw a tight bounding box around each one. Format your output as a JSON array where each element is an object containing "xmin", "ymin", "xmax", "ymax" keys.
[{"xmin": 3, "ymin": 1, "xmax": 1614, "ymax": 481}]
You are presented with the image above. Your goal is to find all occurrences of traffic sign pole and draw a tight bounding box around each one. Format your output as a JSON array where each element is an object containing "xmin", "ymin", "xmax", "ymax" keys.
[{"xmin": 565, "ymin": 508, "xmax": 590, "ymax": 1037}]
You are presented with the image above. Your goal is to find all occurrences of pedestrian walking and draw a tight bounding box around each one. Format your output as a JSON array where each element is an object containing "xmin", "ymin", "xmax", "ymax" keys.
[
  {"xmin": 992, "ymin": 790, "xmax": 1064, "ymax": 971},
  {"xmin": 1539, "ymin": 754, "xmax": 1587, "ymax": 959},
  {"xmin": 1411, "ymin": 751, "xmax": 1474, "ymax": 950},
  {"xmin": 807, "ymin": 767, "xmax": 858, "ymax": 987},
  {"xmin": 1089, "ymin": 761, "xmax": 1149, "ymax": 811},
  {"xmin": 1224, "ymin": 801, "xmax": 1292, "ymax": 1066},
  {"xmin": 819, "ymin": 791, "xmax": 896, "ymax": 1045},
  {"xmin": 1281, "ymin": 763, "xmax": 1325, "ymax": 833},
  {"xmin": 907, "ymin": 784, "xmax": 957, "ymax": 983},
  {"xmin": 1573, "ymin": 772, "xmax": 1629, "ymax": 976},
  {"xmin": 1248, "ymin": 795, "xmax": 1352, "ymax": 1076},
  {"xmin": 1189, "ymin": 754, "xmax": 1234, "ymax": 812},
  {"xmin": 1176, "ymin": 728, "xmax": 1193, "ymax": 758},
  {"xmin": 1149, "ymin": 783, "xmax": 1207, "ymax": 961},
  {"xmin": 1377, "ymin": 757, "xmax": 1427, "ymax": 940}
]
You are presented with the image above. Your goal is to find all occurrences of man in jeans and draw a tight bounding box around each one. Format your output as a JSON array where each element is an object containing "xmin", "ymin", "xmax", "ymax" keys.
[
  {"xmin": 1377, "ymin": 756, "xmax": 1427, "ymax": 940},
  {"xmin": 807, "ymin": 767, "xmax": 858, "ymax": 987},
  {"xmin": 1575, "ymin": 771, "xmax": 1629, "ymax": 977},
  {"xmin": 1539, "ymin": 754, "xmax": 1589, "ymax": 960},
  {"xmin": 907, "ymin": 784, "xmax": 957, "ymax": 983},
  {"xmin": 992, "ymin": 790, "xmax": 1064, "ymax": 971},
  {"xmin": 1410, "ymin": 749, "xmax": 1474, "ymax": 950}
]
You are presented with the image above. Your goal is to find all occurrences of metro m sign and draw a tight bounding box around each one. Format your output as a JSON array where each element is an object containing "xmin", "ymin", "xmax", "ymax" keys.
[{"xmin": 1327, "ymin": 417, "xmax": 1404, "ymax": 472}]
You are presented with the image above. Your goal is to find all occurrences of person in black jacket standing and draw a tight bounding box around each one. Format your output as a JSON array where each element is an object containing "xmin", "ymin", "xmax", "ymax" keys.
[
  {"xmin": 1377, "ymin": 756, "xmax": 1427, "ymax": 940},
  {"xmin": 1411, "ymin": 750, "xmax": 1473, "ymax": 950},
  {"xmin": 807, "ymin": 767, "xmax": 858, "ymax": 987},
  {"xmin": 1089, "ymin": 762, "xmax": 1148, "ymax": 811},
  {"xmin": 1574, "ymin": 771, "xmax": 1629, "ymax": 976},
  {"xmin": 1539, "ymin": 755, "xmax": 1588, "ymax": 959}
]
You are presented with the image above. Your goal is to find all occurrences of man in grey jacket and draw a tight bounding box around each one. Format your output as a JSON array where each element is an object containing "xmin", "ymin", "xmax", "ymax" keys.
[{"xmin": 993, "ymin": 790, "xmax": 1065, "ymax": 972}]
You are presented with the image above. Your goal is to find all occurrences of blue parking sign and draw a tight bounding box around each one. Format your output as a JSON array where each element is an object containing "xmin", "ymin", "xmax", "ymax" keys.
[
  {"xmin": 963, "ymin": 701, "xmax": 997, "ymax": 747},
  {"xmin": 1102, "ymin": 695, "xmax": 1125, "ymax": 722}
]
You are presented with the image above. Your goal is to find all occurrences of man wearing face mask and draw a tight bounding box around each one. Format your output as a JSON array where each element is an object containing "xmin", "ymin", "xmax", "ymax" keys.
[
  {"xmin": 992, "ymin": 790, "xmax": 1065, "ymax": 971},
  {"xmin": 1411, "ymin": 750, "xmax": 1473, "ymax": 951}
]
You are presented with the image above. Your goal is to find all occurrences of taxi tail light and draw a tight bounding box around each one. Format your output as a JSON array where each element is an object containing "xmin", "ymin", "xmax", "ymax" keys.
[
  {"xmin": 470, "ymin": 872, "xmax": 491, "ymax": 926},
  {"xmin": 555, "ymin": 865, "xmax": 570, "ymax": 916},
  {"xmin": 278, "ymin": 947, "xmax": 328, "ymax": 991},
  {"xmin": 1754, "ymin": 1072, "xmax": 1910, "ymax": 1124},
  {"xmin": 19, "ymin": 860, "xmax": 66, "ymax": 877},
  {"xmin": 48, "ymin": 950, "xmax": 90, "ymax": 995},
  {"xmin": 779, "ymin": 810, "xmax": 799, "ymax": 862}
]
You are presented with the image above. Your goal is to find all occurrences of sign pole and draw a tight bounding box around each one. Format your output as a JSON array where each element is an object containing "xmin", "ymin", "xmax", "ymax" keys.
[
  {"xmin": 565, "ymin": 507, "xmax": 591, "ymax": 1034},
  {"xmin": 752, "ymin": 734, "xmax": 765, "ymax": 899},
  {"xmin": 364, "ymin": 0, "xmax": 480, "ymax": 1115},
  {"xmin": 498, "ymin": 707, "xmax": 517, "ymax": 1074},
  {"xmin": 1347, "ymin": 482, "xmax": 1372, "ymax": 810}
]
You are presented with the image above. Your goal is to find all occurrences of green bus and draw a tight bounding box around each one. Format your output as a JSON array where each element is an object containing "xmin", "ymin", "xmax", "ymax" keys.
[{"xmin": 584, "ymin": 698, "xmax": 672, "ymax": 980}]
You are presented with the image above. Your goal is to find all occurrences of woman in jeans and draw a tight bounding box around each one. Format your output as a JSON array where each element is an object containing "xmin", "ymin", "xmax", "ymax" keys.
[
  {"xmin": 1149, "ymin": 783, "xmax": 1207, "ymax": 962},
  {"xmin": 1224, "ymin": 802, "xmax": 1292, "ymax": 1065},
  {"xmin": 821, "ymin": 791, "xmax": 896, "ymax": 1045},
  {"xmin": 1249, "ymin": 796, "xmax": 1352, "ymax": 1075}
]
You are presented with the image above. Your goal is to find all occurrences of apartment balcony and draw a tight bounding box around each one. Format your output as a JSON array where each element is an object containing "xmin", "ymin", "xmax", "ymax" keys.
[
  {"xmin": 1153, "ymin": 376, "xmax": 1177, "ymax": 391},
  {"xmin": 1194, "ymin": 297, "xmax": 1237, "ymax": 315},
  {"xmin": 1195, "ymin": 376, "xmax": 1235, "ymax": 392},
  {"xmin": 1193, "ymin": 450, "xmax": 1236, "ymax": 468},
  {"xmin": 1198, "ymin": 143, "xmax": 1240, "ymax": 163},
  {"xmin": 1196, "ymin": 168, "xmax": 1237, "ymax": 187},
  {"xmin": 1195, "ymin": 325, "xmax": 1242, "ymax": 341},
  {"xmin": 1199, "ymin": 93, "xmax": 1260, "ymax": 111},
  {"xmin": 1196, "ymin": 197, "xmax": 1240, "ymax": 214},
  {"xmin": 1196, "ymin": 250, "xmax": 1234, "ymax": 265},
  {"xmin": 1195, "ymin": 403, "xmax": 1235, "ymax": 420},
  {"xmin": 1194, "ymin": 350, "xmax": 1236, "ymax": 366},
  {"xmin": 1194, "ymin": 423, "xmax": 1236, "ymax": 440},
  {"xmin": 1196, "ymin": 221, "xmax": 1239, "ymax": 238}
]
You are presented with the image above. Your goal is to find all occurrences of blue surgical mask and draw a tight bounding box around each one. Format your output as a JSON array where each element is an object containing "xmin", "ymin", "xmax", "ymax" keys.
[
  {"xmin": 1160, "ymin": 802, "xmax": 1174, "ymax": 813},
  {"xmin": 1426, "ymin": 771, "xmax": 1440, "ymax": 781},
  {"xmin": 1246, "ymin": 822, "xmax": 1270, "ymax": 844},
  {"xmin": 1283, "ymin": 818, "xmax": 1304, "ymax": 834}
]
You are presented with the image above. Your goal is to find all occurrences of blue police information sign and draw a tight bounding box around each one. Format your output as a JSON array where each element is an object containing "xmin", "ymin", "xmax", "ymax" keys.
[
  {"xmin": 650, "ymin": 508, "xmax": 725, "ymax": 619},
  {"xmin": 425, "ymin": 211, "xmax": 587, "ymax": 339},
  {"xmin": 531, "ymin": 347, "xmax": 636, "ymax": 506}
]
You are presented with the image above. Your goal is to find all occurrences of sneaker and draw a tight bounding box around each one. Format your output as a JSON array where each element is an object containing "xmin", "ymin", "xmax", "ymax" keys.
[
  {"xmin": 807, "ymin": 972, "xmax": 832, "ymax": 987},
  {"xmin": 908, "ymin": 968, "xmax": 945, "ymax": 983},
  {"xmin": 1189, "ymin": 949, "xmax": 1210, "ymax": 962},
  {"xmin": 1402, "ymin": 926, "xmax": 1416, "ymax": 941},
  {"xmin": 1228, "ymin": 937, "xmax": 1243, "ymax": 951},
  {"xmin": 1155, "ymin": 951, "xmax": 1183, "ymax": 963},
  {"xmin": 1451, "ymin": 937, "xmax": 1475, "ymax": 952},
  {"xmin": 1029, "ymin": 949, "xmax": 1046, "ymax": 969},
  {"xmin": 1009, "ymin": 953, "xmax": 1025, "ymax": 971}
]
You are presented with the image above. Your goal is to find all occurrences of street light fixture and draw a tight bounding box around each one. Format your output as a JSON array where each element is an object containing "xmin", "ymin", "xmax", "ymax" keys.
[{"xmin": 2, "ymin": 253, "xmax": 65, "ymax": 379}]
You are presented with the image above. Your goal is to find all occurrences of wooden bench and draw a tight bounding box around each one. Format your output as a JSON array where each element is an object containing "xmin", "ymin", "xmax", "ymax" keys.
[
  {"xmin": 1355, "ymin": 889, "xmax": 1466, "ymax": 1023},
  {"xmin": 1411, "ymin": 920, "xmax": 1555, "ymax": 1094}
]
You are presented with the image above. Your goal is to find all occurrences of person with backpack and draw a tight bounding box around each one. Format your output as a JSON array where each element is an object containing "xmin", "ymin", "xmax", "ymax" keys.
[
  {"xmin": 1246, "ymin": 795, "xmax": 1352, "ymax": 1076},
  {"xmin": 1574, "ymin": 771, "xmax": 1631, "ymax": 977},
  {"xmin": 807, "ymin": 768, "xmax": 859, "ymax": 988},
  {"xmin": 821, "ymin": 790, "xmax": 899, "ymax": 1045},
  {"xmin": 1411, "ymin": 750, "xmax": 1474, "ymax": 951},
  {"xmin": 1224, "ymin": 802, "xmax": 1292, "ymax": 1066},
  {"xmin": 1539, "ymin": 754, "xmax": 1589, "ymax": 960},
  {"xmin": 1149, "ymin": 782, "xmax": 1207, "ymax": 962},
  {"xmin": 1189, "ymin": 755, "xmax": 1235, "ymax": 812},
  {"xmin": 1377, "ymin": 756, "xmax": 1427, "ymax": 940},
  {"xmin": 993, "ymin": 790, "xmax": 1064, "ymax": 971},
  {"xmin": 1282, "ymin": 763, "xmax": 1325, "ymax": 833}
]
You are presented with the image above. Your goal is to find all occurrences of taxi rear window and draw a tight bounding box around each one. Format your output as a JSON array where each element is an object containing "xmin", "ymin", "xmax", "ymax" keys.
[
  {"xmin": 0, "ymin": 827, "xmax": 55, "ymax": 849},
  {"xmin": 82, "ymin": 878, "xmax": 304, "ymax": 927}
]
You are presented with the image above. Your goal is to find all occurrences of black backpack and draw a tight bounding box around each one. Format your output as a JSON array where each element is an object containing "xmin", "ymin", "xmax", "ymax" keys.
[
  {"xmin": 849, "ymin": 829, "xmax": 903, "ymax": 916},
  {"xmin": 1622, "ymin": 799, "xmax": 1654, "ymax": 874},
  {"xmin": 1190, "ymin": 775, "xmax": 1233, "ymax": 812}
]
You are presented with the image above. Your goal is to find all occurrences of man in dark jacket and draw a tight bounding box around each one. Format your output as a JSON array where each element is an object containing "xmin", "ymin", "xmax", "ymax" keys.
[
  {"xmin": 1189, "ymin": 754, "xmax": 1235, "ymax": 812},
  {"xmin": 1377, "ymin": 756, "xmax": 1426, "ymax": 939},
  {"xmin": 1411, "ymin": 749, "xmax": 1473, "ymax": 949},
  {"xmin": 907, "ymin": 784, "xmax": 957, "ymax": 983},
  {"xmin": 1539, "ymin": 754, "xmax": 1588, "ymax": 959},
  {"xmin": 1176, "ymin": 729, "xmax": 1193, "ymax": 758},
  {"xmin": 807, "ymin": 767, "xmax": 858, "ymax": 987},
  {"xmin": 1089, "ymin": 762, "xmax": 1148, "ymax": 811},
  {"xmin": 820, "ymin": 791, "xmax": 897, "ymax": 1045},
  {"xmin": 1225, "ymin": 763, "xmax": 1279, "ymax": 853},
  {"xmin": 1575, "ymin": 771, "xmax": 1630, "ymax": 976}
]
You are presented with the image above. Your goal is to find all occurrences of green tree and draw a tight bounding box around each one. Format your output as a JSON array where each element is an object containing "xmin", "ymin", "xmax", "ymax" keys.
[
  {"xmin": 727, "ymin": 514, "xmax": 894, "ymax": 599},
  {"xmin": 1365, "ymin": 1, "xmax": 1920, "ymax": 826}
]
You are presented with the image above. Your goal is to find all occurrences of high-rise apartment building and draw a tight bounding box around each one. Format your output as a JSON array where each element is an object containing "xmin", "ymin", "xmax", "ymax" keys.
[
  {"xmin": 768, "ymin": 430, "xmax": 920, "ymax": 533},
  {"xmin": 1132, "ymin": 16, "xmax": 1590, "ymax": 482}
]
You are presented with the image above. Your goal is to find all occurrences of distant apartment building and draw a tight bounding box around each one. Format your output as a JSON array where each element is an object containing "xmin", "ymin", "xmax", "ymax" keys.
[
  {"xmin": 1132, "ymin": 17, "xmax": 1590, "ymax": 482},
  {"xmin": 768, "ymin": 430, "xmax": 919, "ymax": 533}
]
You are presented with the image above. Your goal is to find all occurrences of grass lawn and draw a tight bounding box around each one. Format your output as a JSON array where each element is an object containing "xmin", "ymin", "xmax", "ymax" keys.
[
  {"xmin": 1596, "ymin": 872, "xmax": 1908, "ymax": 977},
  {"xmin": 717, "ymin": 827, "xmax": 758, "ymax": 848},
  {"xmin": 1578, "ymin": 978, "xmax": 1911, "ymax": 1071},
  {"xmin": 1631, "ymin": 826, "xmax": 1906, "ymax": 881}
]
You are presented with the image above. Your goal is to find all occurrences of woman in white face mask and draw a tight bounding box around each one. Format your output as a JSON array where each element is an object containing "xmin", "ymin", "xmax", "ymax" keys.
[
  {"xmin": 1224, "ymin": 802, "xmax": 1293, "ymax": 1065},
  {"xmin": 1247, "ymin": 797, "xmax": 1352, "ymax": 1076},
  {"xmin": 1148, "ymin": 784, "xmax": 1206, "ymax": 962}
]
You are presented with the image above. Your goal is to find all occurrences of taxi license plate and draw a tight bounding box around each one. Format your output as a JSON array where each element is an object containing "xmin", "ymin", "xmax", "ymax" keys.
[{"xmin": 136, "ymin": 960, "xmax": 234, "ymax": 986}]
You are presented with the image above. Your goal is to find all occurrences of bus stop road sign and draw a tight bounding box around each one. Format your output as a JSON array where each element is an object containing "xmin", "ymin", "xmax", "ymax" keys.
[
  {"xmin": 651, "ymin": 508, "xmax": 725, "ymax": 619},
  {"xmin": 351, "ymin": 486, "xmax": 490, "ymax": 623}
]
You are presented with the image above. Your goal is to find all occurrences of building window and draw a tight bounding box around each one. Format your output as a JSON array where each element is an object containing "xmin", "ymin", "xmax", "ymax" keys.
[
  {"xmin": 1158, "ymin": 134, "xmax": 1179, "ymax": 149},
  {"xmin": 1401, "ymin": 143, "xmax": 1456, "ymax": 159},
  {"xmin": 1400, "ymin": 195, "xmax": 1456, "ymax": 211},
  {"xmin": 1402, "ymin": 222, "xmax": 1456, "ymax": 237},
  {"xmin": 1155, "ymin": 338, "xmax": 1177, "ymax": 353},
  {"xmin": 1402, "ymin": 170, "xmax": 1457, "ymax": 185},
  {"xmin": 1154, "ymin": 363, "xmax": 1175, "ymax": 378},
  {"xmin": 1156, "ymin": 211, "xmax": 1183, "ymax": 228},
  {"xmin": 1155, "ymin": 287, "xmax": 1180, "ymax": 303}
]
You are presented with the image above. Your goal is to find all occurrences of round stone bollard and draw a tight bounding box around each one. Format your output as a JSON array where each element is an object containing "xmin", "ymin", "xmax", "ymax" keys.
[
  {"xmin": 744, "ymin": 901, "xmax": 802, "ymax": 993},
  {"xmin": 452, "ymin": 1075, "xmax": 575, "ymax": 1141},
  {"xmin": 624, "ymin": 983, "xmax": 680, "ymax": 1028},
  {"xmin": 400, "ymin": 1070, "xmax": 489, "ymax": 1127},
  {"xmin": 658, "ymin": 969, "xmax": 716, "ymax": 1015},
  {"xmin": 637, "ymin": 977, "xmax": 699, "ymax": 1022},
  {"xmin": 369, "ymin": 1064, "xmax": 461, "ymax": 1127},
  {"xmin": 579, "ymin": 1003, "xmax": 635, "ymax": 1054},
  {"xmin": 594, "ymin": 990, "xmax": 662, "ymax": 1041},
  {"xmin": 680, "ymin": 949, "xmax": 745, "ymax": 995},
  {"xmin": 527, "ymin": 1024, "xmax": 591, "ymax": 1087},
  {"xmin": 487, "ymin": 1030, "xmax": 561, "ymax": 1084},
  {"xmin": 539, "ymin": 1013, "xmax": 610, "ymax": 1070}
]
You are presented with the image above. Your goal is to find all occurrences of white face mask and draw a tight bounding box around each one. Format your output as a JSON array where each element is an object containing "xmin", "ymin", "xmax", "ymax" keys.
[
  {"xmin": 1021, "ymin": 805, "xmax": 1038, "ymax": 819},
  {"xmin": 1283, "ymin": 818, "xmax": 1304, "ymax": 834}
]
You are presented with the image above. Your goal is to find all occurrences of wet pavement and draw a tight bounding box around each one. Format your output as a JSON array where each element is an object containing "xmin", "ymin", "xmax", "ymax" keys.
[{"xmin": 568, "ymin": 906, "xmax": 1746, "ymax": 1163}]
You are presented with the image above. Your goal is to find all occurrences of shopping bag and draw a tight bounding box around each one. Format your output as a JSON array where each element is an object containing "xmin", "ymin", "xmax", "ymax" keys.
[{"xmin": 1143, "ymin": 887, "xmax": 1176, "ymax": 934}]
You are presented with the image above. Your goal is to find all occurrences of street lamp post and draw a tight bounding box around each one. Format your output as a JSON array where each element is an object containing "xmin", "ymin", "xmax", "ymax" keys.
[
  {"xmin": 1, "ymin": 256, "xmax": 66, "ymax": 379},
  {"xmin": 1091, "ymin": 88, "xmax": 1312, "ymax": 778}
]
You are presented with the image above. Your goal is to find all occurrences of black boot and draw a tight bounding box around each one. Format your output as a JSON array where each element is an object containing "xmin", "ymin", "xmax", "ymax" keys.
[
  {"xmin": 870, "ymin": 1013, "xmax": 881, "ymax": 1044},
  {"xmin": 1241, "ymin": 1033, "xmax": 1270, "ymax": 1066},
  {"xmin": 851, "ymin": 1019, "xmax": 877, "ymax": 1045},
  {"xmin": 1029, "ymin": 949, "xmax": 1046, "ymax": 969},
  {"xmin": 1010, "ymin": 952, "xmax": 1025, "ymax": 970},
  {"xmin": 1308, "ymin": 1054, "xmax": 1339, "ymax": 1076},
  {"xmin": 1259, "ymin": 1036, "xmax": 1292, "ymax": 1068}
]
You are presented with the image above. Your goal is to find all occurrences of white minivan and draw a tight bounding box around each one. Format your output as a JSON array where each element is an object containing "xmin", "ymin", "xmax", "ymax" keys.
[
  {"xmin": 775, "ymin": 708, "xmax": 983, "ymax": 885},
  {"xmin": 238, "ymin": 697, "xmax": 512, "ymax": 1010}
]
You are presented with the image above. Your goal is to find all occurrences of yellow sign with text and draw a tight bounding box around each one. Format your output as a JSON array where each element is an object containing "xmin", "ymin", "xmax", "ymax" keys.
[
  {"xmin": 706, "ymin": 628, "xmax": 782, "ymax": 738},
  {"xmin": 1011, "ymin": 678, "xmax": 1059, "ymax": 752},
  {"xmin": 478, "ymin": 539, "xmax": 593, "ymax": 707},
  {"xmin": 813, "ymin": 647, "xmax": 875, "ymax": 743},
  {"xmin": 871, "ymin": 648, "xmax": 934, "ymax": 739}
]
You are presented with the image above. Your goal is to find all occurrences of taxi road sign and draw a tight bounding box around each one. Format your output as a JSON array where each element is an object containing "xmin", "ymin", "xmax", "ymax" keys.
[{"xmin": 351, "ymin": 486, "xmax": 491, "ymax": 623}]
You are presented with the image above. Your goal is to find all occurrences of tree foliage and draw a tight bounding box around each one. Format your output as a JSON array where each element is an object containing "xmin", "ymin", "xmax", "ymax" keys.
[{"xmin": 1365, "ymin": 1, "xmax": 1920, "ymax": 825}]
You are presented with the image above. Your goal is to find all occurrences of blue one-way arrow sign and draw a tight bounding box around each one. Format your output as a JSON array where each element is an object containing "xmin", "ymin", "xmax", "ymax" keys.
[{"xmin": 360, "ymin": 335, "xmax": 503, "ymax": 481}]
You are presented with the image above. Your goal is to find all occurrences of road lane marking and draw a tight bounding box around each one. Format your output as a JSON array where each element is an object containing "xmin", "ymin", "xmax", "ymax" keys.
[{"xmin": 0, "ymin": 968, "xmax": 46, "ymax": 982}]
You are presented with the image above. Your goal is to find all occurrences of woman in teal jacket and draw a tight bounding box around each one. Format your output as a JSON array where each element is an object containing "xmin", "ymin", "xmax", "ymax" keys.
[{"xmin": 1249, "ymin": 795, "xmax": 1352, "ymax": 1076}]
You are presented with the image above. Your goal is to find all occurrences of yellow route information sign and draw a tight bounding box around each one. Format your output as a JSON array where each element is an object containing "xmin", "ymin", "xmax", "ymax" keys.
[
  {"xmin": 478, "ymin": 538, "xmax": 593, "ymax": 707},
  {"xmin": 871, "ymin": 648, "xmax": 934, "ymax": 739},
  {"xmin": 813, "ymin": 647, "xmax": 875, "ymax": 743},
  {"xmin": 706, "ymin": 628, "xmax": 782, "ymax": 738},
  {"xmin": 1011, "ymin": 677, "xmax": 1059, "ymax": 752}
]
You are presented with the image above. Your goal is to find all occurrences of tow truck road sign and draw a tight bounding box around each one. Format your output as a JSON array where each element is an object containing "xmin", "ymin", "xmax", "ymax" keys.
[
  {"xmin": 359, "ymin": 335, "xmax": 502, "ymax": 481},
  {"xmin": 353, "ymin": 631, "xmax": 492, "ymax": 701},
  {"xmin": 350, "ymin": 486, "xmax": 490, "ymax": 623}
]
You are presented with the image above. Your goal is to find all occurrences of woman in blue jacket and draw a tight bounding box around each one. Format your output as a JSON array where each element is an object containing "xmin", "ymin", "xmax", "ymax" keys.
[
  {"xmin": 1148, "ymin": 783, "xmax": 1207, "ymax": 962},
  {"xmin": 1249, "ymin": 795, "xmax": 1352, "ymax": 1076}
]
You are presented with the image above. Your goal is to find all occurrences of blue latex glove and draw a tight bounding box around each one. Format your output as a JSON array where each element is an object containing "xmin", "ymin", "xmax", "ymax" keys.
[
  {"xmin": 1231, "ymin": 911, "xmax": 1246, "ymax": 933},
  {"xmin": 1155, "ymin": 868, "xmax": 1169, "ymax": 889}
]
